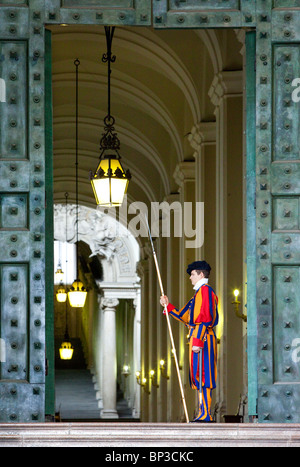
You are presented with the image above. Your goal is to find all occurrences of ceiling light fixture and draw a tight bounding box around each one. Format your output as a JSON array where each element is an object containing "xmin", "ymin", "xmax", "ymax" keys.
[{"xmin": 90, "ymin": 26, "xmax": 131, "ymax": 208}]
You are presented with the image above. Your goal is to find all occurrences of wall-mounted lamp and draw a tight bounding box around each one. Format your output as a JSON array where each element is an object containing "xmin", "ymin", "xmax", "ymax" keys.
[
  {"xmin": 149, "ymin": 369, "xmax": 159, "ymax": 388},
  {"xmin": 135, "ymin": 372, "xmax": 150, "ymax": 394},
  {"xmin": 142, "ymin": 377, "xmax": 150, "ymax": 394},
  {"xmin": 122, "ymin": 364, "xmax": 130, "ymax": 378},
  {"xmin": 159, "ymin": 359, "xmax": 170, "ymax": 380},
  {"xmin": 135, "ymin": 371, "xmax": 141, "ymax": 384},
  {"xmin": 232, "ymin": 289, "xmax": 247, "ymax": 322},
  {"xmin": 186, "ymin": 333, "xmax": 190, "ymax": 346}
]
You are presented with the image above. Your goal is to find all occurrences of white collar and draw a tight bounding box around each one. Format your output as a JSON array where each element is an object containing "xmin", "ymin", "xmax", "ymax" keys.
[{"xmin": 193, "ymin": 278, "xmax": 208, "ymax": 291}]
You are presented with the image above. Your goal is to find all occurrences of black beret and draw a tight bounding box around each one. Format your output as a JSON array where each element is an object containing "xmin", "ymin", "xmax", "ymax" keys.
[{"xmin": 186, "ymin": 261, "xmax": 211, "ymax": 275}]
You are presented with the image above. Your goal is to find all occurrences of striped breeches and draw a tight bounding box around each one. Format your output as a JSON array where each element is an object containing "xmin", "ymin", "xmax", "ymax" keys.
[{"xmin": 194, "ymin": 387, "xmax": 213, "ymax": 422}]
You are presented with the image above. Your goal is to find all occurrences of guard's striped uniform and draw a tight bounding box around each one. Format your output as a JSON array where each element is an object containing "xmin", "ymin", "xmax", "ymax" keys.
[{"xmin": 167, "ymin": 283, "xmax": 218, "ymax": 422}]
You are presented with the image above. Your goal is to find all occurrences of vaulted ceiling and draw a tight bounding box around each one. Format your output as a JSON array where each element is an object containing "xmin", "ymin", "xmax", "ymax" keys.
[{"xmin": 49, "ymin": 25, "xmax": 242, "ymax": 211}]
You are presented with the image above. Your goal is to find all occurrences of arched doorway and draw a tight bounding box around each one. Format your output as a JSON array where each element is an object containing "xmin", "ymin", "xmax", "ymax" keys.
[{"xmin": 53, "ymin": 203, "xmax": 140, "ymax": 420}]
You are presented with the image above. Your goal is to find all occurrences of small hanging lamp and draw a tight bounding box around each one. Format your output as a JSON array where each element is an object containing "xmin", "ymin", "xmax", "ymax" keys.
[
  {"xmin": 59, "ymin": 340, "xmax": 74, "ymax": 361},
  {"xmin": 68, "ymin": 58, "xmax": 87, "ymax": 309},
  {"xmin": 56, "ymin": 192, "xmax": 69, "ymax": 304},
  {"xmin": 56, "ymin": 283, "xmax": 67, "ymax": 303},
  {"xmin": 55, "ymin": 262, "xmax": 64, "ymax": 284},
  {"xmin": 90, "ymin": 26, "xmax": 131, "ymax": 208},
  {"xmin": 59, "ymin": 303, "xmax": 74, "ymax": 361}
]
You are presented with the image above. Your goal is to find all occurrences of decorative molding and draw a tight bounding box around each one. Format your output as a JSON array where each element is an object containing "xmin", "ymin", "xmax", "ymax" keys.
[
  {"xmin": 208, "ymin": 70, "xmax": 243, "ymax": 107},
  {"xmin": 54, "ymin": 204, "xmax": 116, "ymax": 260},
  {"xmin": 173, "ymin": 161, "xmax": 195, "ymax": 187},
  {"xmin": 188, "ymin": 121, "xmax": 216, "ymax": 157},
  {"xmin": 54, "ymin": 204, "xmax": 139, "ymax": 278}
]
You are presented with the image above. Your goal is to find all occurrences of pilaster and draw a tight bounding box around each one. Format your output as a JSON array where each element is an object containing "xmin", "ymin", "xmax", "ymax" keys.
[
  {"xmin": 188, "ymin": 122, "xmax": 216, "ymax": 260},
  {"xmin": 209, "ymin": 70, "xmax": 243, "ymax": 420}
]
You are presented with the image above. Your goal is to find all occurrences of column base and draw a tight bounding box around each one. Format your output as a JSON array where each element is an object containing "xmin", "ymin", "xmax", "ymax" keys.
[{"xmin": 101, "ymin": 409, "xmax": 119, "ymax": 419}]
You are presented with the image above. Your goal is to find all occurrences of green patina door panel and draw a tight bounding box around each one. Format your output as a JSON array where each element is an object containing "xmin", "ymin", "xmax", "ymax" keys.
[
  {"xmin": 0, "ymin": 41, "xmax": 28, "ymax": 160},
  {"xmin": 0, "ymin": 0, "xmax": 150, "ymax": 423},
  {"xmin": 0, "ymin": 264, "xmax": 29, "ymax": 381},
  {"xmin": 45, "ymin": 0, "xmax": 151, "ymax": 25},
  {"xmin": 0, "ymin": 3, "xmax": 46, "ymax": 422},
  {"xmin": 274, "ymin": 0, "xmax": 300, "ymax": 7},
  {"xmin": 152, "ymin": 0, "xmax": 300, "ymax": 423},
  {"xmin": 153, "ymin": 0, "xmax": 256, "ymax": 28},
  {"xmin": 256, "ymin": 1, "xmax": 300, "ymax": 423}
]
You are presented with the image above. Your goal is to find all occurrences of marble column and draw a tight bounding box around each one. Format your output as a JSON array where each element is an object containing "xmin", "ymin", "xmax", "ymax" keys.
[
  {"xmin": 100, "ymin": 297, "xmax": 119, "ymax": 419},
  {"xmin": 136, "ymin": 258, "xmax": 149, "ymax": 422},
  {"xmin": 132, "ymin": 293, "xmax": 141, "ymax": 419}
]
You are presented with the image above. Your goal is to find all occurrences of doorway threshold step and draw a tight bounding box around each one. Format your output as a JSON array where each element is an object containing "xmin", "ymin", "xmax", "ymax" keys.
[{"xmin": 0, "ymin": 423, "xmax": 300, "ymax": 447}]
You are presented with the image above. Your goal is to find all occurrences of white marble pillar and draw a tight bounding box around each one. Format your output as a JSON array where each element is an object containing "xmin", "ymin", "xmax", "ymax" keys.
[
  {"xmin": 136, "ymin": 258, "xmax": 149, "ymax": 422},
  {"xmin": 132, "ymin": 293, "xmax": 141, "ymax": 419},
  {"xmin": 101, "ymin": 297, "xmax": 119, "ymax": 419}
]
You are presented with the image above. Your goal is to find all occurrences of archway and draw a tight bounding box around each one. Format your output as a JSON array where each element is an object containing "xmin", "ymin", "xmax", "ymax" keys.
[{"xmin": 53, "ymin": 203, "xmax": 140, "ymax": 420}]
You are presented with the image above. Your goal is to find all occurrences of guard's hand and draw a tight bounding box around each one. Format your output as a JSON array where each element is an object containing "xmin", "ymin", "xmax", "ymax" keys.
[
  {"xmin": 192, "ymin": 346, "xmax": 201, "ymax": 354},
  {"xmin": 160, "ymin": 295, "xmax": 169, "ymax": 307}
]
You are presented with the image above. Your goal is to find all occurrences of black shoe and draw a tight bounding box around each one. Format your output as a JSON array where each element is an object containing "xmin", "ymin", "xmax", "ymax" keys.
[{"xmin": 189, "ymin": 418, "xmax": 215, "ymax": 423}]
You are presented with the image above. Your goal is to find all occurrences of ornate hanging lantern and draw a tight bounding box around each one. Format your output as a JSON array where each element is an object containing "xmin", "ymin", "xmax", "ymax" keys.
[{"xmin": 90, "ymin": 27, "xmax": 131, "ymax": 207}]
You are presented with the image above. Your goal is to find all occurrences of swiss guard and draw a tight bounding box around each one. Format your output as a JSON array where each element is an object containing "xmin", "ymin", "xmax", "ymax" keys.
[{"xmin": 160, "ymin": 260, "xmax": 219, "ymax": 423}]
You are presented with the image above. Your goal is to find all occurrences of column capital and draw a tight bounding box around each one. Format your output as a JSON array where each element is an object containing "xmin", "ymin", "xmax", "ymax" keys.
[
  {"xmin": 208, "ymin": 70, "xmax": 243, "ymax": 107},
  {"xmin": 173, "ymin": 161, "xmax": 195, "ymax": 188},
  {"xmin": 101, "ymin": 297, "xmax": 119, "ymax": 310},
  {"xmin": 188, "ymin": 121, "xmax": 216, "ymax": 156}
]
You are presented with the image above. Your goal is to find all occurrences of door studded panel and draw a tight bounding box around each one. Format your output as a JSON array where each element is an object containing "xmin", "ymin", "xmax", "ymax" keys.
[
  {"xmin": 167, "ymin": 0, "xmax": 240, "ymax": 9},
  {"xmin": 273, "ymin": 266, "xmax": 300, "ymax": 384},
  {"xmin": 62, "ymin": 0, "xmax": 135, "ymax": 6},
  {"xmin": 45, "ymin": 0, "xmax": 151, "ymax": 25},
  {"xmin": 256, "ymin": 0, "xmax": 300, "ymax": 423},
  {"xmin": 0, "ymin": 194, "xmax": 29, "ymax": 230},
  {"xmin": 153, "ymin": 0, "xmax": 257, "ymax": 28},
  {"xmin": 0, "ymin": 1, "xmax": 46, "ymax": 423},
  {"xmin": 0, "ymin": 41, "xmax": 28, "ymax": 160},
  {"xmin": 0, "ymin": 1, "xmax": 28, "ymax": 4},
  {"xmin": 273, "ymin": 45, "xmax": 300, "ymax": 162},
  {"xmin": 0, "ymin": 264, "xmax": 29, "ymax": 381},
  {"xmin": 274, "ymin": 0, "xmax": 300, "ymax": 7}
]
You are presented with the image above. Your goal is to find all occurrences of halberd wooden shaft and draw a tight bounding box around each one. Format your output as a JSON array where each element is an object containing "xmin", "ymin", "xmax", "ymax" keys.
[{"xmin": 146, "ymin": 219, "xmax": 189, "ymax": 423}]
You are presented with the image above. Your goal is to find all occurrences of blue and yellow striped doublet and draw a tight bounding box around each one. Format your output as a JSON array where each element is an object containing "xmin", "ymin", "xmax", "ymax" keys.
[{"xmin": 167, "ymin": 284, "xmax": 218, "ymax": 421}]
